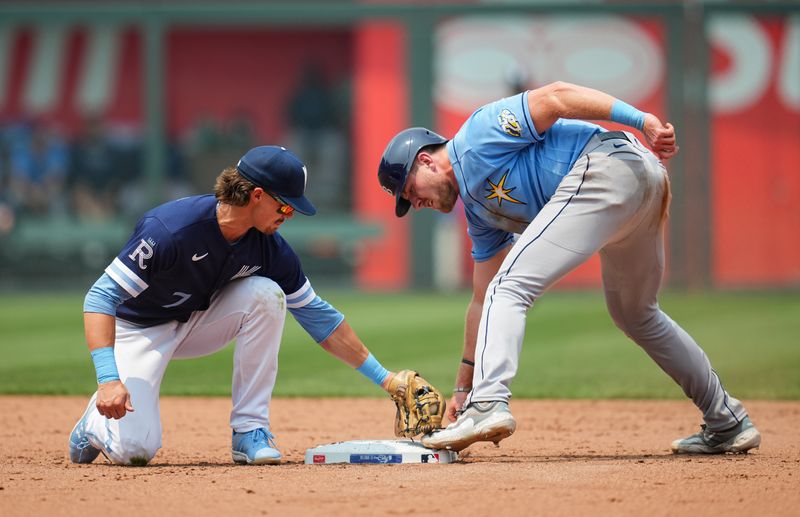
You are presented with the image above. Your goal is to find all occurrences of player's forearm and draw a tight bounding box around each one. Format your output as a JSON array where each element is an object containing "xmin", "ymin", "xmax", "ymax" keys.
[
  {"xmin": 319, "ymin": 320, "xmax": 370, "ymax": 368},
  {"xmin": 84, "ymin": 312, "xmax": 122, "ymax": 385},
  {"xmin": 458, "ymin": 250, "xmax": 508, "ymax": 388},
  {"xmin": 321, "ymin": 321, "xmax": 393, "ymax": 389},
  {"xmin": 84, "ymin": 312, "xmax": 117, "ymax": 351},
  {"xmin": 456, "ymin": 298, "xmax": 483, "ymax": 389}
]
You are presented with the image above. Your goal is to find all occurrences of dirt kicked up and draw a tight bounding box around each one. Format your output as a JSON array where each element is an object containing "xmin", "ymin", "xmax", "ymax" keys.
[{"xmin": 1, "ymin": 397, "xmax": 798, "ymax": 517}]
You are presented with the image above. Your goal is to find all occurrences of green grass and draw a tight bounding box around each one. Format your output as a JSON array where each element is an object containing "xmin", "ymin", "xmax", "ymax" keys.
[{"xmin": 0, "ymin": 290, "xmax": 797, "ymax": 399}]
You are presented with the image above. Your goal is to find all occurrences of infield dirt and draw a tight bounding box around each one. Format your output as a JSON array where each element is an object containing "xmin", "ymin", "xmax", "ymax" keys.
[{"xmin": 1, "ymin": 397, "xmax": 798, "ymax": 517}]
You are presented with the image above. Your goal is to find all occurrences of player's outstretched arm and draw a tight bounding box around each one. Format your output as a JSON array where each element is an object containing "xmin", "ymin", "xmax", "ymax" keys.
[
  {"xmin": 448, "ymin": 246, "xmax": 510, "ymax": 421},
  {"xmin": 319, "ymin": 320, "xmax": 395, "ymax": 390},
  {"xmin": 320, "ymin": 317, "xmax": 446, "ymax": 437}
]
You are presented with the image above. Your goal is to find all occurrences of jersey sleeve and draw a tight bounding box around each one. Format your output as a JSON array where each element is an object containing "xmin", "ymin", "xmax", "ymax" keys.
[
  {"xmin": 84, "ymin": 272, "xmax": 132, "ymax": 315},
  {"xmin": 464, "ymin": 207, "xmax": 514, "ymax": 262},
  {"xmin": 466, "ymin": 91, "xmax": 542, "ymax": 163},
  {"xmin": 104, "ymin": 216, "xmax": 177, "ymax": 298},
  {"xmin": 286, "ymin": 281, "xmax": 345, "ymax": 343}
]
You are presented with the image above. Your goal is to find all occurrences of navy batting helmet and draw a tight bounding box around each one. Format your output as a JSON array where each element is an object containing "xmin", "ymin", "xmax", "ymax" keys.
[{"xmin": 378, "ymin": 127, "xmax": 448, "ymax": 217}]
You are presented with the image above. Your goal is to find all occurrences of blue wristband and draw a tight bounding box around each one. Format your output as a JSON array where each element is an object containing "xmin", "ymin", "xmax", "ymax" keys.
[
  {"xmin": 356, "ymin": 353, "xmax": 390, "ymax": 386},
  {"xmin": 610, "ymin": 100, "xmax": 645, "ymax": 131},
  {"xmin": 90, "ymin": 347, "xmax": 120, "ymax": 384}
]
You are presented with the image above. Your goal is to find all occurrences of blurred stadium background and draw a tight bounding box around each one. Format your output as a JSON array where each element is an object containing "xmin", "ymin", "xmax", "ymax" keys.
[
  {"xmin": 0, "ymin": 1, "xmax": 797, "ymax": 398},
  {"xmin": 0, "ymin": 0, "xmax": 796, "ymax": 292}
]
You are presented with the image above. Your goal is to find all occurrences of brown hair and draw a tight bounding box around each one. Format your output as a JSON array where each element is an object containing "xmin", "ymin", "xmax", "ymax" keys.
[{"xmin": 214, "ymin": 167, "xmax": 256, "ymax": 206}]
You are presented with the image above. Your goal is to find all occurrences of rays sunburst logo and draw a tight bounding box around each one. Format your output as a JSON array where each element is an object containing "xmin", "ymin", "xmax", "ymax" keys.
[{"xmin": 485, "ymin": 172, "xmax": 525, "ymax": 207}]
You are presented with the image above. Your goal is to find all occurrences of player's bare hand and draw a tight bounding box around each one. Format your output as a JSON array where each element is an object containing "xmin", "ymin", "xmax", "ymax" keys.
[
  {"xmin": 642, "ymin": 114, "xmax": 679, "ymax": 161},
  {"xmin": 381, "ymin": 371, "xmax": 396, "ymax": 392},
  {"xmin": 447, "ymin": 391, "xmax": 469, "ymax": 422},
  {"xmin": 96, "ymin": 380, "xmax": 134, "ymax": 420}
]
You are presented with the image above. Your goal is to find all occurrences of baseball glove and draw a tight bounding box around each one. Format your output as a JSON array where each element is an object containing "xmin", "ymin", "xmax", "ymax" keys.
[{"xmin": 387, "ymin": 370, "xmax": 446, "ymax": 437}]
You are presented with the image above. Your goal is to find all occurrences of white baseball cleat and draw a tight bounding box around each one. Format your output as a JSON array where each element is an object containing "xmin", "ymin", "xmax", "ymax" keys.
[
  {"xmin": 671, "ymin": 415, "xmax": 761, "ymax": 454},
  {"xmin": 69, "ymin": 406, "xmax": 101, "ymax": 464},
  {"xmin": 421, "ymin": 401, "xmax": 516, "ymax": 452}
]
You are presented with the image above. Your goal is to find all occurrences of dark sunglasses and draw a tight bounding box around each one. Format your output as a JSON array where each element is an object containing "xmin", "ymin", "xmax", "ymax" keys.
[
  {"xmin": 266, "ymin": 191, "xmax": 295, "ymax": 216},
  {"xmin": 265, "ymin": 191, "xmax": 294, "ymax": 215}
]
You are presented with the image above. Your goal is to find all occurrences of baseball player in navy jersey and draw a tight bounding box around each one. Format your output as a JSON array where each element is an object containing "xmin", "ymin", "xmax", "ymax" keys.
[
  {"xmin": 378, "ymin": 81, "xmax": 761, "ymax": 454},
  {"xmin": 69, "ymin": 145, "xmax": 399, "ymax": 466}
]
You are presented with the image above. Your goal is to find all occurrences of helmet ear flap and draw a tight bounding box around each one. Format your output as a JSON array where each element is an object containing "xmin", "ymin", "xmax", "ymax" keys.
[{"xmin": 377, "ymin": 127, "xmax": 448, "ymax": 218}]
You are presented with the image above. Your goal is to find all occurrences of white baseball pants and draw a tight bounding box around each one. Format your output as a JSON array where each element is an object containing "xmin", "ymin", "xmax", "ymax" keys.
[
  {"xmin": 469, "ymin": 133, "xmax": 747, "ymax": 431},
  {"xmin": 79, "ymin": 276, "xmax": 287, "ymax": 464}
]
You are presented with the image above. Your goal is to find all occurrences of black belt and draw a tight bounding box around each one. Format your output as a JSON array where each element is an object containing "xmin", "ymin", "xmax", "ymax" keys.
[
  {"xmin": 597, "ymin": 131, "xmax": 630, "ymax": 142},
  {"xmin": 577, "ymin": 130, "xmax": 636, "ymax": 160}
]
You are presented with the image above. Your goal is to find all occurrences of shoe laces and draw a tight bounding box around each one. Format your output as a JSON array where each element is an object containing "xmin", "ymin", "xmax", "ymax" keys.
[
  {"xmin": 454, "ymin": 402, "xmax": 476, "ymax": 419},
  {"xmin": 699, "ymin": 421, "xmax": 740, "ymax": 445},
  {"xmin": 252, "ymin": 428, "xmax": 278, "ymax": 449},
  {"xmin": 699, "ymin": 424, "xmax": 714, "ymax": 439}
]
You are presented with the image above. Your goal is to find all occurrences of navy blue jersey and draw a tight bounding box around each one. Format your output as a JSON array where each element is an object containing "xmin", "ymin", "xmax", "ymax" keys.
[{"xmin": 105, "ymin": 195, "xmax": 308, "ymax": 326}]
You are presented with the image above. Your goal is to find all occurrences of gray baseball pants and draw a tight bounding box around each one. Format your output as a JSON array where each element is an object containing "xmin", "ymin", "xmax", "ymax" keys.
[{"xmin": 469, "ymin": 132, "xmax": 747, "ymax": 431}]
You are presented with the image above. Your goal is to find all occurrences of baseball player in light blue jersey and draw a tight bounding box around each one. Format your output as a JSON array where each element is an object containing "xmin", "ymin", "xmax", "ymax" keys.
[
  {"xmin": 378, "ymin": 82, "xmax": 761, "ymax": 454},
  {"xmin": 70, "ymin": 146, "xmax": 398, "ymax": 466}
]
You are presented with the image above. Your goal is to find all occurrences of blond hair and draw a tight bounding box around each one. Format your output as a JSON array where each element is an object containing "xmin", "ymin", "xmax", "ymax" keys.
[{"xmin": 214, "ymin": 167, "xmax": 256, "ymax": 206}]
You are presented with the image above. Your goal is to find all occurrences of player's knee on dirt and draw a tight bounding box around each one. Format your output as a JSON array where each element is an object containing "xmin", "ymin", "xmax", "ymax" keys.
[{"xmin": 104, "ymin": 436, "xmax": 160, "ymax": 466}]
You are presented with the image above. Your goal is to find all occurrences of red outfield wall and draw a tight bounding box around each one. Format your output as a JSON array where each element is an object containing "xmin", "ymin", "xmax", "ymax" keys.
[
  {"xmin": 428, "ymin": 14, "xmax": 799, "ymax": 289},
  {"xmin": 709, "ymin": 16, "xmax": 800, "ymax": 288},
  {"xmin": 1, "ymin": 17, "xmax": 797, "ymax": 289},
  {"xmin": 434, "ymin": 16, "xmax": 667, "ymax": 288}
]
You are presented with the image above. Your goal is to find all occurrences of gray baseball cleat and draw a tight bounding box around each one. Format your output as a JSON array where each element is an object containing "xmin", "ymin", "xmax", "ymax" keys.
[
  {"xmin": 671, "ymin": 415, "xmax": 761, "ymax": 454},
  {"xmin": 421, "ymin": 401, "xmax": 516, "ymax": 452}
]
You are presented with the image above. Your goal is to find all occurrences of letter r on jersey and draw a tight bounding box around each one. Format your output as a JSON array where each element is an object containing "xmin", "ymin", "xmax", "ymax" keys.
[{"xmin": 129, "ymin": 239, "xmax": 154, "ymax": 270}]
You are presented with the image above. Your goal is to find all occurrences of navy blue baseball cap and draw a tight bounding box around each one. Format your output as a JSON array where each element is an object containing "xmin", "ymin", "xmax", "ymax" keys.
[{"xmin": 237, "ymin": 146, "xmax": 316, "ymax": 216}]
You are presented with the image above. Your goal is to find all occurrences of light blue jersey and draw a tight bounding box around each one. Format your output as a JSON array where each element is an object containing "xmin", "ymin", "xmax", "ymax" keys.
[{"xmin": 448, "ymin": 91, "xmax": 601, "ymax": 261}]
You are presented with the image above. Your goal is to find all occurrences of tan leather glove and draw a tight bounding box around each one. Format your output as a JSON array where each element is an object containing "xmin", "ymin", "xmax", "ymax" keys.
[{"xmin": 387, "ymin": 370, "xmax": 446, "ymax": 437}]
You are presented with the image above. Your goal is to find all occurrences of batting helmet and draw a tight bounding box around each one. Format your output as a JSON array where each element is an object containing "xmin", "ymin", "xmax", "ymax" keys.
[{"xmin": 378, "ymin": 127, "xmax": 448, "ymax": 217}]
